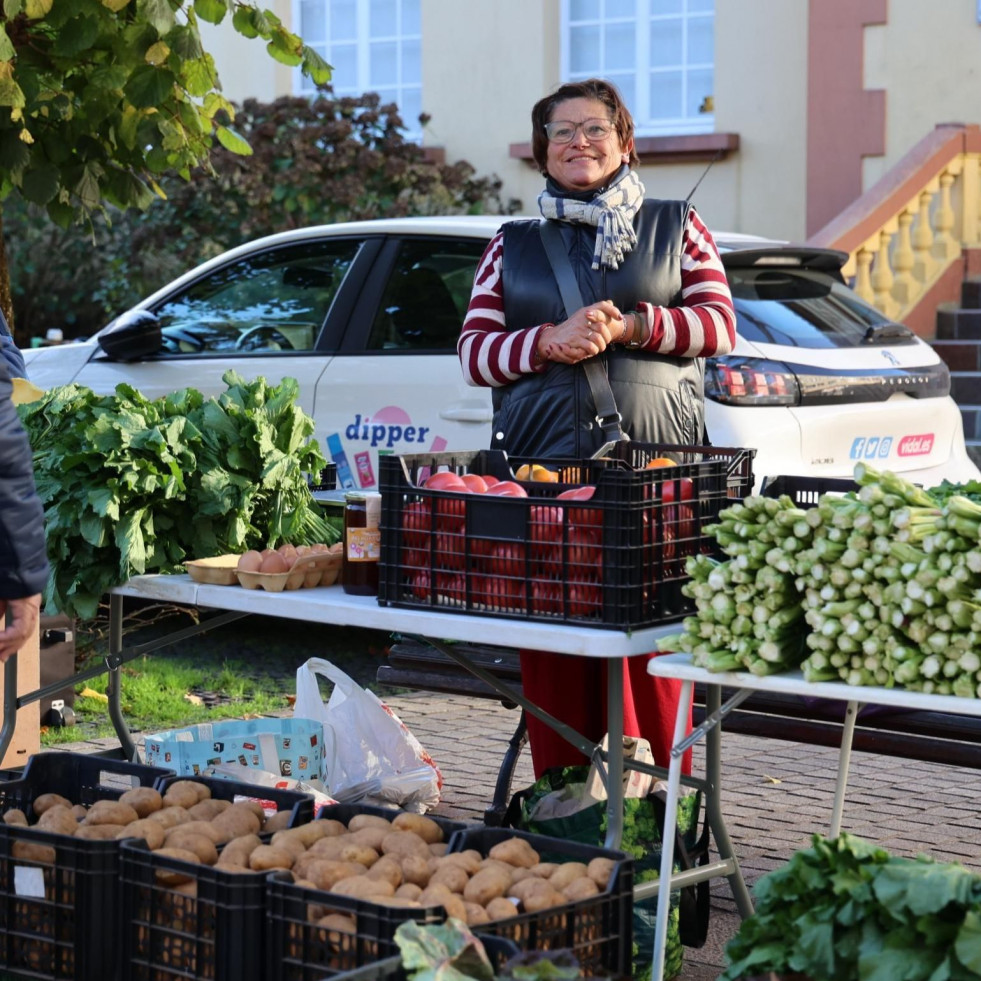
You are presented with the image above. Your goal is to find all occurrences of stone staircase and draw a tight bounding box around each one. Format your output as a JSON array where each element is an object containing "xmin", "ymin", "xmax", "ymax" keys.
[{"xmin": 934, "ymin": 277, "xmax": 981, "ymax": 469}]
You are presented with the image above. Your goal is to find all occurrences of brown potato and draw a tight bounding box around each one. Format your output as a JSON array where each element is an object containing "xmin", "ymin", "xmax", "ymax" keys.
[
  {"xmin": 375, "ymin": 896, "xmax": 423, "ymax": 909},
  {"xmin": 76, "ymin": 824, "xmax": 122, "ymax": 840},
  {"xmin": 587, "ymin": 856, "xmax": 616, "ymax": 888},
  {"xmin": 307, "ymin": 836, "xmax": 350, "ymax": 860},
  {"xmin": 153, "ymin": 847, "xmax": 201, "ymax": 886},
  {"xmin": 463, "ymin": 866, "xmax": 511, "ymax": 905},
  {"xmin": 464, "ymin": 902, "xmax": 490, "ymax": 925},
  {"xmin": 366, "ymin": 856, "xmax": 403, "ymax": 889},
  {"xmin": 211, "ymin": 804, "xmax": 262, "ymax": 843},
  {"xmin": 399, "ymin": 853, "xmax": 432, "ymax": 888},
  {"xmin": 549, "ymin": 861, "xmax": 589, "ymax": 890},
  {"xmin": 269, "ymin": 831, "xmax": 308, "ymax": 861},
  {"xmin": 523, "ymin": 883, "xmax": 566, "ymax": 913},
  {"xmin": 165, "ymin": 831, "xmax": 219, "ymax": 866},
  {"xmin": 119, "ymin": 787, "xmax": 164, "ymax": 818},
  {"xmin": 330, "ymin": 875, "xmax": 395, "ymax": 900},
  {"xmin": 484, "ymin": 896, "xmax": 519, "ymax": 921},
  {"xmin": 216, "ymin": 834, "xmax": 263, "ymax": 868},
  {"xmin": 440, "ymin": 850, "xmax": 482, "ymax": 875},
  {"xmin": 488, "ymin": 837, "xmax": 540, "ymax": 869},
  {"xmin": 32, "ymin": 793, "xmax": 72, "ymax": 816},
  {"xmin": 187, "ymin": 799, "xmax": 229, "ymax": 822},
  {"xmin": 248, "ymin": 844, "xmax": 295, "ymax": 872},
  {"xmin": 337, "ymin": 842, "xmax": 379, "ymax": 868},
  {"xmin": 116, "ymin": 819, "xmax": 167, "ymax": 850},
  {"xmin": 508, "ymin": 876, "xmax": 552, "ymax": 903},
  {"xmin": 347, "ymin": 814, "xmax": 392, "ymax": 833},
  {"xmin": 391, "ymin": 813, "xmax": 443, "ymax": 844},
  {"xmin": 380, "ymin": 829, "xmax": 430, "ymax": 858},
  {"xmin": 428, "ymin": 842, "xmax": 448, "ymax": 858},
  {"xmin": 429, "ymin": 863, "xmax": 468, "ymax": 893},
  {"xmin": 395, "ymin": 882, "xmax": 423, "ymax": 901},
  {"xmin": 298, "ymin": 858, "xmax": 365, "ymax": 891},
  {"xmin": 509, "ymin": 868, "xmax": 534, "ymax": 884},
  {"xmin": 12, "ymin": 839, "xmax": 56, "ymax": 863},
  {"xmin": 2, "ymin": 808, "xmax": 27, "ymax": 826},
  {"xmin": 348, "ymin": 826, "xmax": 389, "ymax": 851},
  {"xmin": 84, "ymin": 799, "xmax": 140, "ymax": 827},
  {"xmin": 36, "ymin": 805, "xmax": 78, "ymax": 836},
  {"xmin": 263, "ymin": 810, "xmax": 293, "ymax": 834},
  {"xmin": 147, "ymin": 806, "xmax": 192, "ymax": 829},
  {"xmin": 167, "ymin": 820, "xmax": 223, "ymax": 845},
  {"xmin": 292, "ymin": 821, "xmax": 344, "ymax": 846},
  {"xmin": 530, "ymin": 862, "xmax": 559, "ymax": 878},
  {"xmin": 71, "ymin": 804, "xmax": 89, "ymax": 822},
  {"xmin": 161, "ymin": 782, "xmax": 205, "ymax": 810},
  {"xmin": 561, "ymin": 876, "xmax": 600, "ymax": 902}
]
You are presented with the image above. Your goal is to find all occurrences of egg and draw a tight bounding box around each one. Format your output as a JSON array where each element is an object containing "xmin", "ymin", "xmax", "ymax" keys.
[
  {"xmin": 295, "ymin": 545, "xmax": 312, "ymax": 558},
  {"xmin": 237, "ymin": 550, "xmax": 263, "ymax": 573},
  {"xmin": 260, "ymin": 548, "xmax": 278, "ymax": 559},
  {"xmin": 310, "ymin": 543, "xmax": 329, "ymax": 554},
  {"xmin": 259, "ymin": 551, "xmax": 290, "ymax": 575},
  {"xmin": 277, "ymin": 543, "xmax": 299, "ymax": 566}
]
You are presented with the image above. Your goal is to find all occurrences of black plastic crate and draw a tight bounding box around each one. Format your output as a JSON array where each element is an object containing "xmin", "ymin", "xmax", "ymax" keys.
[
  {"xmin": 378, "ymin": 444, "xmax": 753, "ymax": 630},
  {"xmin": 314, "ymin": 803, "xmax": 469, "ymax": 843},
  {"xmin": 265, "ymin": 870, "xmax": 446, "ymax": 981},
  {"xmin": 444, "ymin": 826, "xmax": 633, "ymax": 978},
  {"xmin": 325, "ymin": 934, "xmax": 521, "ymax": 981},
  {"xmin": 154, "ymin": 773, "xmax": 315, "ymax": 829},
  {"xmin": 311, "ymin": 463, "xmax": 338, "ymax": 491},
  {"xmin": 0, "ymin": 752, "xmax": 175, "ymax": 981},
  {"xmin": 759, "ymin": 474, "xmax": 858, "ymax": 506}
]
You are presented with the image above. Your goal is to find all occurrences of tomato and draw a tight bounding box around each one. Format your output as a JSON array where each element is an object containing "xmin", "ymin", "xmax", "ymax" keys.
[
  {"xmin": 530, "ymin": 578, "xmax": 564, "ymax": 617},
  {"xmin": 659, "ymin": 475, "xmax": 695, "ymax": 571},
  {"xmin": 410, "ymin": 568, "xmax": 431, "ymax": 601},
  {"xmin": 567, "ymin": 526, "xmax": 602, "ymax": 581},
  {"xmin": 485, "ymin": 480, "xmax": 528, "ymax": 497},
  {"xmin": 435, "ymin": 571, "xmax": 466, "ymax": 605},
  {"xmin": 481, "ymin": 475, "xmax": 500, "ymax": 488},
  {"xmin": 435, "ymin": 530, "xmax": 466, "ymax": 571},
  {"xmin": 460, "ymin": 473, "xmax": 489, "ymax": 493},
  {"xmin": 529, "ymin": 504, "xmax": 564, "ymax": 578},
  {"xmin": 402, "ymin": 500, "xmax": 431, "ymax": 550},
  {"xmin": 569, "ymin": 580, "xmax": 602, "ymax": 618},
  {"xmin": 423, "ymin": 470, "xmax": 468, "ymax": 492},
  {"xmin": 402, "ymin": 547, "xmax": 429, "ymax": 571},
  {"xmin": 471, "ymin": 573, "xmax": 523, "ymax": 612},
  {"xmin": 485, "ymin": 541, "xmax": 527, "ymax": 578},
  {"xmin": 556, "ymin": 484, "xmax": 602, "ymax": 528}
]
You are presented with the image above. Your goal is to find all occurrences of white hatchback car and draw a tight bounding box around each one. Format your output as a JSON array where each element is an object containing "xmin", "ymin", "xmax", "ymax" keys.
[{"xmin": 22, "ymin": 215, "xmax": 979, "ymax": 492}]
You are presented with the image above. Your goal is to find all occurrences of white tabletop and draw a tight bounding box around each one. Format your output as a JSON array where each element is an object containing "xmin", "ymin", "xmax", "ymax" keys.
[
  {"xmin": 647, "ymin": 652, "xmax": 981, "ymax": 717},
  {"xmin": 115, "ymin": 574, "xmax": 678, "ymax": 659}
]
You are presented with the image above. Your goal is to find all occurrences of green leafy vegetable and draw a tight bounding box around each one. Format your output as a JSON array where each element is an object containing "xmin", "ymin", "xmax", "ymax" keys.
[
  {"xmin": 394, "ymin": 919, "xmax": 495, "ymax": 981},
  {"xmin": 19, "ymin": 371, "xmax": 337, "ymax": 619}
]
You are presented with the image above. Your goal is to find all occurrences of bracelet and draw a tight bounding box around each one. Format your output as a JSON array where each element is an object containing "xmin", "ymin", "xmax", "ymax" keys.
[
  {"xmin": 533, "ymin": 323, "xmax": 556, "ymax": 365},
  {"xmin": 623, "ymin": 311, "xmax": 646, "ymax": 349},
  {"xmin": 618, "ymin": 314, "xmax": 630, "ymax": 344}
]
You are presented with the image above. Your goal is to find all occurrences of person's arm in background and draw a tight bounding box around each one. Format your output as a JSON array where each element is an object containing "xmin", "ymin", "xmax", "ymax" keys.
[
  {"xmin": 0, "ymin": 310, "xmax": 27, "ymax": 381},
  {"xmin": 624, "ymin": 207, "xmax": 736, "ymax": 357},
  {"xmin": 0, "ymin": 357, "xmax": 48, "ymax": 662}
]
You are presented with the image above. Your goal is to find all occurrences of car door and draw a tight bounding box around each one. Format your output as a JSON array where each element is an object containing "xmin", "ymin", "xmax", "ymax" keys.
[
  {"xmin": 51, "ymin": 236, "xmax": 372, "ymax": 425},
  {"xmin": 312, "ymin": 233, "xmax": 494, "ymax": 489}
]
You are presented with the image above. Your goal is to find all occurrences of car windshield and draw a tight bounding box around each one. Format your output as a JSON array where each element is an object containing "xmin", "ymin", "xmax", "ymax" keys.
[{"xmin": 727, "ymin": 267, "xmax": 911, "ymax": 349}]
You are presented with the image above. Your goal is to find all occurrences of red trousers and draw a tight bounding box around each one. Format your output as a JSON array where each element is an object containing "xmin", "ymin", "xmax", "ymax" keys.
[{"xmin": 519, "ymin": 649, "xmax": 693, "ymax": 779}]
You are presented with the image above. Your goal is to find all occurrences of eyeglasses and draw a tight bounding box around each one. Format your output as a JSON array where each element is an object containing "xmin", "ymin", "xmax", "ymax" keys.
[{"xmin": 544, "ymin": 118, "xmax": 614, "ymax": 144}]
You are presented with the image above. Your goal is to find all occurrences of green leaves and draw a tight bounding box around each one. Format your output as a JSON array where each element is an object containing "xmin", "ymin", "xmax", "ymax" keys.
[
  {"xmin": 720, "ymin": 834, "xmax": 981, "ymax": 981},
  {"xmin": 18, "ymin": 373, "xmax": 330, "ymax": 619}
]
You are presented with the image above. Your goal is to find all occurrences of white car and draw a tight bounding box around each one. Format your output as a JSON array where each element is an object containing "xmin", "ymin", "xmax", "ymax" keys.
[{"xmin": 22, "ymin": 216, "xmax": 979, "ymax": 492}]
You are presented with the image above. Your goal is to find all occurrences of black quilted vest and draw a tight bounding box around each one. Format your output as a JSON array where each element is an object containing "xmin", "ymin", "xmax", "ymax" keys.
[{"xmin": 493, "ymin": 199, "xmax": 706, "ymax": 458}]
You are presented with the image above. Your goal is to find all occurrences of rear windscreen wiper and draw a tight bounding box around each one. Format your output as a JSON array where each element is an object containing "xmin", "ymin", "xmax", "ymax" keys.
[{"xmin": 863, "ymin": 322, "xmax": 914, "ymax": 343}]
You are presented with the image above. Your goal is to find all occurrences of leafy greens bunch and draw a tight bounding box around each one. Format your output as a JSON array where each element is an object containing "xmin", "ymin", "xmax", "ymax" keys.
[
  {"xmin": 19, "ymin": 371, "xmax": 336, "ymax": 619},
  {"xmin": 721, "ymin": 833, "xmax": 981, "ymax": 981}
]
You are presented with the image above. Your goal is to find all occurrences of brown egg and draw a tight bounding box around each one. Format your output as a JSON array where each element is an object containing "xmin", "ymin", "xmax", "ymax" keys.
[
  {"xmin": 310, "ymin": 543, "xmax": 329, "ymax": 554},
  {"xmin": 259, "ymin": 551, "xmax": 290, "ymax": 575},
  {"xmin": 237, "ymin": 550, "xmax": 263, "ymax": 573},
  {"xmin": 295, "ymin": 545, "xmax": 312, "ymax": 558},
  {"xmin": 277, "ymin": 544, "xmax": 299, "ymax": 566},
  {"xmin": 260, "ymin": 548, "xmax": 278, "ymax": 559}
]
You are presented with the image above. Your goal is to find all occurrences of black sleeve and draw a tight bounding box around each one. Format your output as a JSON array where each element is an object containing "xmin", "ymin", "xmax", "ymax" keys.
[{"xmin": 0, "ymin": 357, "xmax": 49, "ymax": 597}]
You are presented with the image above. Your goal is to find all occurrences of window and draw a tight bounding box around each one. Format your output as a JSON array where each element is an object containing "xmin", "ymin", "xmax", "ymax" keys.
[
  {"xmin": 563, "ymin": 0, "xmax": 714, "ymax": 136},
  {"xmin": 152, "ymin": 241, "xmax": 360, "ymax": 355},
  {"xmin": 294, "ymin": 0, "xmax": 422, "ymax": 140},
  {"xmin": 367, "ymin": 238, "xmax": 487, "ymax": 352}
]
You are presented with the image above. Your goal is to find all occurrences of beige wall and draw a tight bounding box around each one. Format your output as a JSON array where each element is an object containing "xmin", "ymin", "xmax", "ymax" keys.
[{"xmin": 862, "ymin": 0, "xmax": 981, "ymax": 189}]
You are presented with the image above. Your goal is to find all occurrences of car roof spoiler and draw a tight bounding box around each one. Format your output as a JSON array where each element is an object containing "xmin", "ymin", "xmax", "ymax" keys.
[{"xmin": 721, "ymin": 247, "xmax": 849, "ymax": 277}]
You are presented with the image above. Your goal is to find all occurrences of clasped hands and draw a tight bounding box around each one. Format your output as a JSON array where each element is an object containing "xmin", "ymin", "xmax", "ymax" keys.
[{"xmin": 537, "ymin": 300, "xmax": 629, "ymax": 365}]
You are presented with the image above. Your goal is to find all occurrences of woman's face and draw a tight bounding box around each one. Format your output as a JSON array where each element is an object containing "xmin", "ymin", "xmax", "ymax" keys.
[{"xmin": 545, "ymin": 97, "xmax": 632, "ymax": 194}]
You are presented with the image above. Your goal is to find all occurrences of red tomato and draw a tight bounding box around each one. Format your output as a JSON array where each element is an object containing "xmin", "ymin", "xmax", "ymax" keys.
[
  {"xmin": 480, "ymin": 474, "xmax": 500, "ymax": 487},
  {"xmin": 484, "ymin": 480, "xmax": 528, "ymax": 497},
  {"xmin": 460, "ymin": 473, "xmax": 489, "ymax": 493},
  {"xmin": 569, "ymin": 580, "xmax": 602, "ymax": 618},
  {"xmin": 410, "ymin": 568, "xmax": 431, "ymax": 601},
  {"xmin": 423, "ymin": 470, "xmax": 468, "ymax": 491},
  {"xmin": 402, "ymin": 500, "xmax": 431, "ymax": 550},
  {"xmin": 485, "ymin": 541, "xmax": 527, "ymax": 578},
  {"xmin": 471, "ymin": 573, "xmax": 523, "ymax": 612},
  {"xmin": 567, "ymin": 526, "xmax": 602, "ymax": 581},
  {"xmin": 556, "ymin": 484, "xmax": 602, "ymax": 528},
  {"xmin": 435, "ymin": 571, "xmax": 466, "ymax": 605},
  {"xmin": 403, "ymin": 547, "xmax": 429, "ymax": 571},
  {"xmin": 434, "ymin": 530, "xmax": 466, "ymax": 571},
  {"xmin": 529, "ymin": 504, "xmax": 564, "ymax": 578},
  {"xmin": 530, "ymin": 578, "xmax": 564, "ymax": 616}
]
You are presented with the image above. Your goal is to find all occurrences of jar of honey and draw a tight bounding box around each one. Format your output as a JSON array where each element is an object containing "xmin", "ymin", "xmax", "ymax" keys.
[{"xmin": 342, "ymin": 491, "xmax": 381, "ymax": 595}]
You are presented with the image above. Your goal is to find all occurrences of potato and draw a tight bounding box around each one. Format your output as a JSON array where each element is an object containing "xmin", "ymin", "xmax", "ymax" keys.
[
  {"xmin": 211, "ymin": 804, "xmax": 262, "ymax": 843},
  {"xmin": 399, "ymin": 853, "xmax": 432, "ymax": 888},
  {"xmin": 530, "ymin": 862, "xmax": 559, "ymax": 878},
  {"xmin": 263, "ymin": 810, "xmax": 293, "ymax": 834},
  {"xmin": 12, "ymin": 840, "xmax": 56, "ymax": 864},
  {"xmin": 147, "ymin": 806, "xmax": 192, "ymax": 829},
  {"xmin": 84, "ymin": 799, "xmax": 140, "ymax": 827},
  {"xmin": 508, "ymin": 876, "xmax": 552, "ymax": 903},
  {"xmin": 429, "ymin": 863, "xmax": 468, "ymax": 893},
  {"xmin": 76, "ymin": 824, "xmax": 122, "ymax": 840},
  {"xmin": 216, "ymin": 834, "xmax": 263, "ymax": 868},
  {"xmin": 395, "ymin": 882, "xmax": 423, "ymax": 901},
  {"xmin": 488, "ymin": 837, "xmax": 540, "ymax": 869},
  {"xmin": 71, "ymin": 804, "xmax": 88, "ymax": 822},
  {"xmin": 347, "ymin": 814, "xmax": 392, "ymax": 833},
  {"xmin": 165, "ymin": 831, "xmax": 219, "ymax": 866},
  {"xmin": 440, "ymin": 850, "xmax": 482, "ymax": 875},
  {"xmin": 36, "ymin": 805, "xmax": 78, "ymax": 836},
  {"xmin": 391, "ymin": 813, "xmax": 443, "ymax": 844},
  {"xmin": 523, "ymin": 883, "xmax": 566, "ymax": 913},
  {"xmin": 307, "ymin": 836, "xmax": 350, "ymax": 860},
  {"xmin": 2, "ymin": 808, "xmax": 27, "ymax": 826},
  {"xmin": 116, "ymin": 819, "xmax": 167, "ymax": 850},
  {"xmin": 337, "ymin": 843, "xmax": 379, "ymax": 868},
  {"xmin": 292, "ymin": 820, "xmax": 344, "ymax": 846},
  {"xmin": 463, "ymin": 866, "xmax": 510, "ymax": 905},
  {"xmin": 348, "ymin": 826, "xmax": 389, "ymax": 851},
  {"xmin": 429, "ymin": 842, "xmax": 448, "ymax": 858},
  {"xmin": 464, "ymin": 901, "xmax": 490, "ymax": 925},
  {"xmin": 119, "ymin": 787, "xmax": 163, "ymax": 818},
  {"xmin": 509, "ymin": 867, "xmax": 534, "ymax": 884},
  {"xmin": 269, "ymin": 831, "xmax": 308, "ymax": 861},
  {"xmin": 187, "ymin": 799, "xmax": 229, "ymax": 822},
  {"xmin": 32, "ymin": 793, "xmax": 72, "ymax": 816},
  {"xmin": 298, "ymin": 858, "xmax": 365, "ymax": 891},
  {"xmin": 153, "ymin": 847, "xmax": 201, "ymax": 886},
  {"xmin": 167, "ymin": 820, "xmax": 223, "ymax": 845},
  {"xmin": 375, "ymin": 896, "xmax": 423, "ymax": 909},
  {"xmin": 587, "ymin": 856, "xmax": 616, "ymax": 888},
  {"xmin": 248, "ymin": 844, "xmax": 294, "ymax": 872},
  {"xmin": 549, "ymin": 861, "xmax": 589, "ymax": 890},
  {"xmin": 366, "ymin": 856, "xmax": 403, "ymax": 889},
  {"xmin": 561, "ymin": 876, "xmax": 600, "ymax": 901},
  {"xmin": 161, "ymin": 782, "xmax": 205, "ymax": 810},
  {"xmin": 330, "ymin": 875, "xmax": 395, "ymax": 900},
  {"xmin": 380, "ymin": 829, "xmax": 430, "ymax": 858},
  {"xmin": 415, "ymin": 885, "xmax": 467, "ymax": 921},
  {"xmin": 484, "ymin": 896, "xmax": 519, "ymax": 921}
]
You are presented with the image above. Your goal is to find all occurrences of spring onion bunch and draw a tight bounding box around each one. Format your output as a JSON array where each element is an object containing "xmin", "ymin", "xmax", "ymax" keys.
[{"xmin": 674, "ymin": 494, "xmax": 810, "ymax": 676}]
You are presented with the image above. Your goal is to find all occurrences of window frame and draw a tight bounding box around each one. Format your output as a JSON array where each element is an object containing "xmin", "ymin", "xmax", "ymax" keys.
[{"xmin": 560, "ymin": 0, "xmax": 715, "ymax": 138}]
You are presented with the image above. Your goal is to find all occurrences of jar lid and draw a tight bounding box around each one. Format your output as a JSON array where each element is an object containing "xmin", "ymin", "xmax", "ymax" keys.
[{"xmin": 344, "ymin": 491, "xmax": 367, "ymax": 502}]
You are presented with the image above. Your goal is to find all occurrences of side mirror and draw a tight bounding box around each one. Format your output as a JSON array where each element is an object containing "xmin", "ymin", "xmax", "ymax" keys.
[{"xmin": 97, "ymin": 310, "xmax": 163, "ymax": 362}]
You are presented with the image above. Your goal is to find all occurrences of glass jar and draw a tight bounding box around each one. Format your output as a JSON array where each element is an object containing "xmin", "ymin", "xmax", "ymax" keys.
[{"xmin": 342, "ymin": 491, "xmax": 382, "ymax": 595}]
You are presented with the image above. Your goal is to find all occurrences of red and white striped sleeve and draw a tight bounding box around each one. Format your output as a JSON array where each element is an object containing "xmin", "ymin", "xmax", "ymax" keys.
[
  {"xmin": 634, "ymin": 207, "xmax": 736, "ymax": 357},
  {"xmin": 458, "ymin": 232, "xmax": 550, "ymax": 388}
]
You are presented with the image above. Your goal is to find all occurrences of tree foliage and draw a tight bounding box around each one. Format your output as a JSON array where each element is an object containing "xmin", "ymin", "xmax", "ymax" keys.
[{"xmin": 5, "ymin": 89, "xmax": 514, "ymax": 341}]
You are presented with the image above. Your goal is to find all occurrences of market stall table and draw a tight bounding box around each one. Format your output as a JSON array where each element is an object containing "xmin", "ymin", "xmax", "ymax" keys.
[{"xmin": 646, "ymin": 651, "xmax": 981, "ymax": 981}]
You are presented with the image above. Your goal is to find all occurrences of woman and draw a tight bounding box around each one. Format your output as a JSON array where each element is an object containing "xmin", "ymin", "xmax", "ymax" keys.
[{"xmin": 458, "ymin": 78, "xmax": 736, "ymax": 777}]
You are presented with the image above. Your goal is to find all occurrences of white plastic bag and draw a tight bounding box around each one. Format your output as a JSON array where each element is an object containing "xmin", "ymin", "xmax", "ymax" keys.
[{"xmin": 294, "ymin": 657, "xmax": 443, "ymax": 811}]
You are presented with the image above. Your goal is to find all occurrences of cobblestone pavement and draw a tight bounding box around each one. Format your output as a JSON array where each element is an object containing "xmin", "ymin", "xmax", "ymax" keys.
[{"xmin": 54, "ymin": 690, "xmax": 981, "ymax": 981}]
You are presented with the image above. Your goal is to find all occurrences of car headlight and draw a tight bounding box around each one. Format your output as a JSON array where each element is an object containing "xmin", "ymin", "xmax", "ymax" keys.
[{"xmin": 705, "ymin": 357, "xmax": 801, "ymax": 406}]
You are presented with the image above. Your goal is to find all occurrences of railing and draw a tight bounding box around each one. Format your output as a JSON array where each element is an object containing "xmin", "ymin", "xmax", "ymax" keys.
[{"xmin": 808, "ymin": 123, "xmax": 981, "ymax": 325}]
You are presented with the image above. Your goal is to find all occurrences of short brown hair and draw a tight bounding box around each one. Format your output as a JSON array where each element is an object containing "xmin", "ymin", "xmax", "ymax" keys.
[{"xmin": 530, "ymin": 78, "xmax": 639, "ymax": 176}]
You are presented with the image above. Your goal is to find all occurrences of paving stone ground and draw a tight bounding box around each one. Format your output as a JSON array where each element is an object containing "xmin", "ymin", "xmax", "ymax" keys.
[{"xmin": 54, "ymin": 690, "xmax": 981, "ymax": 981}]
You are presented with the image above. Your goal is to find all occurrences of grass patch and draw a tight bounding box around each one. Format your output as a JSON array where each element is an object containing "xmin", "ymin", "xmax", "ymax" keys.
[{"xmin": 40, "ymin": 601, "xmax": 396, "ymax": 747}]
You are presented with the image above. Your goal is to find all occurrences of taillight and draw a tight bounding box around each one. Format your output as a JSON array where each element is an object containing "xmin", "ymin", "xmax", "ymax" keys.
[{"xmin": 705, "ymin": 357, "xmax": 800, "ymax": 406}]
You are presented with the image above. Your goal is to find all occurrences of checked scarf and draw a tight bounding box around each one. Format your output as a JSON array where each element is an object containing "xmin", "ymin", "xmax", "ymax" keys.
[{"xmin": 537, "ymin": 165, "xmax": 646, "ymax": 271}]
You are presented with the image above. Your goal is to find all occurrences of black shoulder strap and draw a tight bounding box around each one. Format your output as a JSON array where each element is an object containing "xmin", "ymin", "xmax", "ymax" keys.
[{"xmin": 538, "ymin": 220, "xmax": 627, "ymax": 445}]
